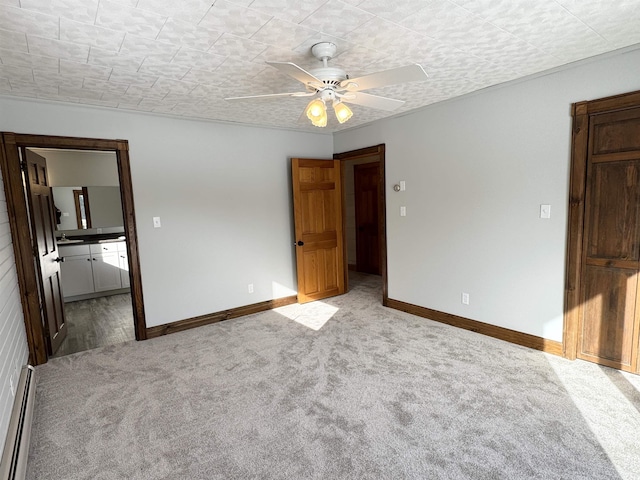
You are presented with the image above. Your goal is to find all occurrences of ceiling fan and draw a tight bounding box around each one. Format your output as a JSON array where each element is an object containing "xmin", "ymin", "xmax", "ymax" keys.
[{"xmin": 225, "ymin": 42, "xmax": 429, "ymax": 127}]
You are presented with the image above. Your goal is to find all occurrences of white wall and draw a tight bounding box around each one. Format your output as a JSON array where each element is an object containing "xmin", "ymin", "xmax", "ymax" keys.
[
  {"xmin": 52, "ymin": 186, "xmax": 81, "ymax": 230},
  {"xmin": 335, "ymin": 47, "xmax": 640, "ymax": 342},
  {"xmin": 37, "ymin": 149, "xmax": 120, "ymax": 187},
  {"xmin": 0, "ymin": 99, "xmax": 333, "ymax": 327},
  {"xmin": 0, "ymin": 168, "xmax": 29, "ymax": 455},
  {"xmin": 86, "ymin": 186, "xmax": 124, "ymax": 228}
]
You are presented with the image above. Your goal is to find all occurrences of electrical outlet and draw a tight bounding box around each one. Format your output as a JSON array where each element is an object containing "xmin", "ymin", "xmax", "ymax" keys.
[
  {"xmin": 248, "ymin": 283, "xmax": 254, "ymax": 294},
  {"xmin": 462, "ymin": 292, "xmax": 470, "ymax": 305}
]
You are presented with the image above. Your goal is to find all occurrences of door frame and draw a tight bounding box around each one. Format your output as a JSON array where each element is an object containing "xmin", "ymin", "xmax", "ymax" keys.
[
  {"xmin": 334, "ymin": 144, "xmax": 388, "ymax": 304},
  {"xmin": 564, "ymin": 89, "xmax": 640, "ymax": 370},
  {"xmin": 0, "ymin": 132, "xmax": 147, "ymax": 365}
]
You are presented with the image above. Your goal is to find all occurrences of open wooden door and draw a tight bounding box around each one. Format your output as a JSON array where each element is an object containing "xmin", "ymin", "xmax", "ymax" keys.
[
  {"xmin": 354, "ymin": 162, "xmax": 381, "ymax": 275},
  {"xmin": 292, "ymin": 158, "xmax": 346, "ymax": 303},
  {"xmin": 24, "ymin": 149, "xmax": 67, "ymax": 354}
]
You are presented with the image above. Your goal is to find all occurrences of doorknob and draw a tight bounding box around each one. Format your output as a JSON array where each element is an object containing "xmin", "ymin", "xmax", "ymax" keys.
[
  {"xmin": 296, "ymin": 241, "xmax": 304, "ymax": 246},
  {"xmin": 54, "ymin": 257, "xmax": 65, "ymax": 263}
]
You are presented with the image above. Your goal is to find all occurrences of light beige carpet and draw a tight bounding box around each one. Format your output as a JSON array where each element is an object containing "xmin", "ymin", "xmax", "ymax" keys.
[{"xmin": 27, "ymin": 273, "xmax": 640, "ymax": 479}]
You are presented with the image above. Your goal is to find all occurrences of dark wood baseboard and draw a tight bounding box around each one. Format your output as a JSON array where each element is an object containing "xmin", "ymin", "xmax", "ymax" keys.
[
  {"xmin": 386, "ymin": 298, "xmax": 563, "ymax": 356},
  {"xmin": 146, "ymin": 295, "xmax": 298, "ymax": 339}
]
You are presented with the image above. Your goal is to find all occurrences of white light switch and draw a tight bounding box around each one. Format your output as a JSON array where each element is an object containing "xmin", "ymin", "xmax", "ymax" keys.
[
  {"xmin": 540, "ymin": 204, "xmax": 551, "ymax": 219},
  {"xmin": 153, "ymin": 216, "xmax": 162, "ymax": 228},
  {"xmin": 400, "ymin": 206, "xmax": 406, "ymax": 217},
  {"xmin": 400, "ymin": 180, "xmax": 406, "ymax": 191},
  {"xmin": 62, "ymin": 212, "xmax": 69, "ymax": 217}
]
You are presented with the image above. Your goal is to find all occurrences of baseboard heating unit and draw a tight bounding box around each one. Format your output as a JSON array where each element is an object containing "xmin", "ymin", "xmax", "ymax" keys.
[{"xmin": 0, "ymin": 366, "xmax": 35, "ymax": 480}]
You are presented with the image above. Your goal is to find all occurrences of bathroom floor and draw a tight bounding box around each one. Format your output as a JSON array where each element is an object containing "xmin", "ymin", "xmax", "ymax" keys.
[{"xmin": 53, "ymin": 293, "xmax": 135, "ymax": 357}]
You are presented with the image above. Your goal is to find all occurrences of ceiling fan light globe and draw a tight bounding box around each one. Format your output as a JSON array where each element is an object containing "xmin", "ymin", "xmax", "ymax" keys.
[
  {"xmin": 305, "ymin": 99, "xmax": 326, "ymax": 122},
  {"xmin": 311, "ymin": 110, "xmax": 328, "ymax": 127},
  {"xmin": 333, "ymin": 102, "xmax": 353, "ymax": 124}
]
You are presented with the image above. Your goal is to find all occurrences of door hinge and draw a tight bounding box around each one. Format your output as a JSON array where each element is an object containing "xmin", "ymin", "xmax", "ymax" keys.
[{"xmin": 20, "ymin": 160, "xmax": 27, "ymax": 171}]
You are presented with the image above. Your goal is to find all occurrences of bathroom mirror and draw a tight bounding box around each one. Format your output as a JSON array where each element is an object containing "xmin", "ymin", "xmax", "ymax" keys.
[{"xmin": 53, "ymin": 186, "xmax": 124, "ymax": 231}]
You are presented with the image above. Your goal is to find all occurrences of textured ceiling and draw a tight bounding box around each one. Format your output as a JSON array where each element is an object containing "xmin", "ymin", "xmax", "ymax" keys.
[{"xmin": 0, "ymin": 0, "xmax": 639, "ymax": 133}]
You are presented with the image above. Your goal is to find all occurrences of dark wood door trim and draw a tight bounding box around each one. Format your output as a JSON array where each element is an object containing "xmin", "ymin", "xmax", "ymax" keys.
[
  {"xmin": 564, "ymin": 89, "xmax": 640, "ymax": 371},
  {"xmin": 0, "ymin": 132, "xmax": 147, "ymax": 365},
  {"xmin": 334, "ymin": 144, "xmax": 388, "ymax": 304},
  {"xmin": 73, "ymin": 187, "xmax": 92, "ymax": 229}
]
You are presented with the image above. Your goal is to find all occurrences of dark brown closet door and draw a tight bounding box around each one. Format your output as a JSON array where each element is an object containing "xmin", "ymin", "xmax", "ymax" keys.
[{"xmin": 578, "ymin": 107, "xmax": 640, "ymax": 372}]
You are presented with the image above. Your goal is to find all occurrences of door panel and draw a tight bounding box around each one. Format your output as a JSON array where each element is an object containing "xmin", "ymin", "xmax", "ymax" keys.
[
  {"xmin": 592, "ymin": 110, "xmax": 640, "ymax": 155},
  {"xmin": 354, "ymin": 162, "xmax": 381, "ymax": 275},
  {"xmin": 24, "ymin": 149, "xmax": 67, "ymax": 354},
  {"xmin": 292, "ymin": 158, "xmax": 345, "ymax": 303},
  {"xmin": 580, "ymin": 265, "xmax": 637, "ymax": 367},
  {"xmin": 577, "ymin": 107, "xmax": 640, "ymax": 372},
  {"xmin": 587, "ymin": 162, "xmax": 640, "ymax": 260}
]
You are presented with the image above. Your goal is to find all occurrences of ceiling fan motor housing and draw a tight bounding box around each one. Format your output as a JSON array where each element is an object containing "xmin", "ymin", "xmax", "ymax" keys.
[
  {"xmin": 311, "ymin": 42, "xmax": 338, "ymax": 60},
  {"xmin": 310, "ymin": 67, "xmax": 348, "ymax": 85},
  {"xmin": 309, "ymin": 42, "xmax": 348, "ymax": 90}
]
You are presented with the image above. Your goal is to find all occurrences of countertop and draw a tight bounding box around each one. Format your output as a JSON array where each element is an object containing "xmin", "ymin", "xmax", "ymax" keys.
[{"xmin": 57, "ymin": 234, "xmax": 126, "ymax": 246}]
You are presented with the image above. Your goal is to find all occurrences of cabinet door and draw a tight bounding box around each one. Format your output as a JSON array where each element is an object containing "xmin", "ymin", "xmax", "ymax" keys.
[
  {"xmin": 60, "ymin": 255, "xmax": 95, "ymax": 297},
  {"xmin": 119, "ymin": 251, "xmax": 130, "ymax": 288},
  {"xmin": 92, "ymin": 252, "xmax": 123, "ymax": 292}
]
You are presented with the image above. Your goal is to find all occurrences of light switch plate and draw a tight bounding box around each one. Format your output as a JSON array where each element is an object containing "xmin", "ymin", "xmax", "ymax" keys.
[
  {"xmin": 153, "ymin": 216, "xmax": 162, "ymax": 228},
  {"xmin": 540, "ymin": 204, "xmax": 551, "ymax": 219},
  {"xmin": 400, "ymin": 206, "xmax": 406, "ymax": 217},
  {"xmin": 400, "ymin": 180, "xmax": 406, "ymax": 191}
]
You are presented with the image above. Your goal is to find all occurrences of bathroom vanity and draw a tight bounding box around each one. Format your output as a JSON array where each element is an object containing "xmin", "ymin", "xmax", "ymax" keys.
[{"xmin": 57, "ymin": 238, "xmax": 129, "ymax": 301}]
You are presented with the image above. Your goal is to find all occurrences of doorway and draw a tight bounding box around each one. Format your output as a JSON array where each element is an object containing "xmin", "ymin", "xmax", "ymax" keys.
[
  {"xmin": 28, "ymin": 147, "xmax": 134, "ymax": 357},
  {"xmin": 564, "ymin": 89, "xmax": 640, "ymax": 374},
  {"xmin": 0, "ymin": 133, "xmax": 146, "ymax": 365},
  {"xmin": 334, "ymin": 144, "xmax": 388, "ymax": 304}
]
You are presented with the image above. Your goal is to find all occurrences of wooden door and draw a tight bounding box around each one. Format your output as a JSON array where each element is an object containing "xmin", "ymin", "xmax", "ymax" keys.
[
  {"xmin": 292, "ymin": 158, "xmax": 345, "ymax": 303},
  {"xmin": 354, "ymin": 162, "xmax": 381, "ymax": 275},
  {"xmin": 577, "ymin": 107, "xmax": 640, "ymax": 372},
  {"xmin": 24, "ymin": 150, "xmax": 67, "ymax": 354}
]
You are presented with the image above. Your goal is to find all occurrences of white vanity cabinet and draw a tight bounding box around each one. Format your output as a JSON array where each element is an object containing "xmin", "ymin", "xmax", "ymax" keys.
[
  {"xmin": 118, "ymin": 243, "xmax": 130, "ymax": 288},
  {"xmin": 58, "ymin": 244, "xmax": 94, "ymax": 297},
  {"xmin": 59, "ymin": 241, "xmax": 129, "ymax": 300},
  {"xmin": 90, "ymin": 243, "xmax": 122, "ymax": 292}
]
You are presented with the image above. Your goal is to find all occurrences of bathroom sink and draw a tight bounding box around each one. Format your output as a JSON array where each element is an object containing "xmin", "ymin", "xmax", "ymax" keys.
[{"xmin": 98, "ymin": 236, "xmax": 126, "ymax": 243}]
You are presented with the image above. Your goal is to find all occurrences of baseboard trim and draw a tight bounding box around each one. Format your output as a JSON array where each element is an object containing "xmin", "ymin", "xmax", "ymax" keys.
[
  {"xmin": 146, "ymin": 295, "xmax": 298, "ymax": 339},
  {"xmin": 386, "ymin": 298, "xmax": 563, "ymax": 356}
]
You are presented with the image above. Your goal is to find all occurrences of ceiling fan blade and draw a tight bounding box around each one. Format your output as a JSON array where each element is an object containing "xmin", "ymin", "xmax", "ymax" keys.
[
  {"xmin": 266, "ymin": 61, "xmax": 324, "ymax": 88},
  {"xmin": 340, "ymin": 92, "xmax": 405, "ymax": 111},
  {"xmin": 340, "ymin": 64, "xmax": 428, "ymax": 91},
  {"xmin": 225, "ymin": 91, "xmax": 314, "ymax": 101}
]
